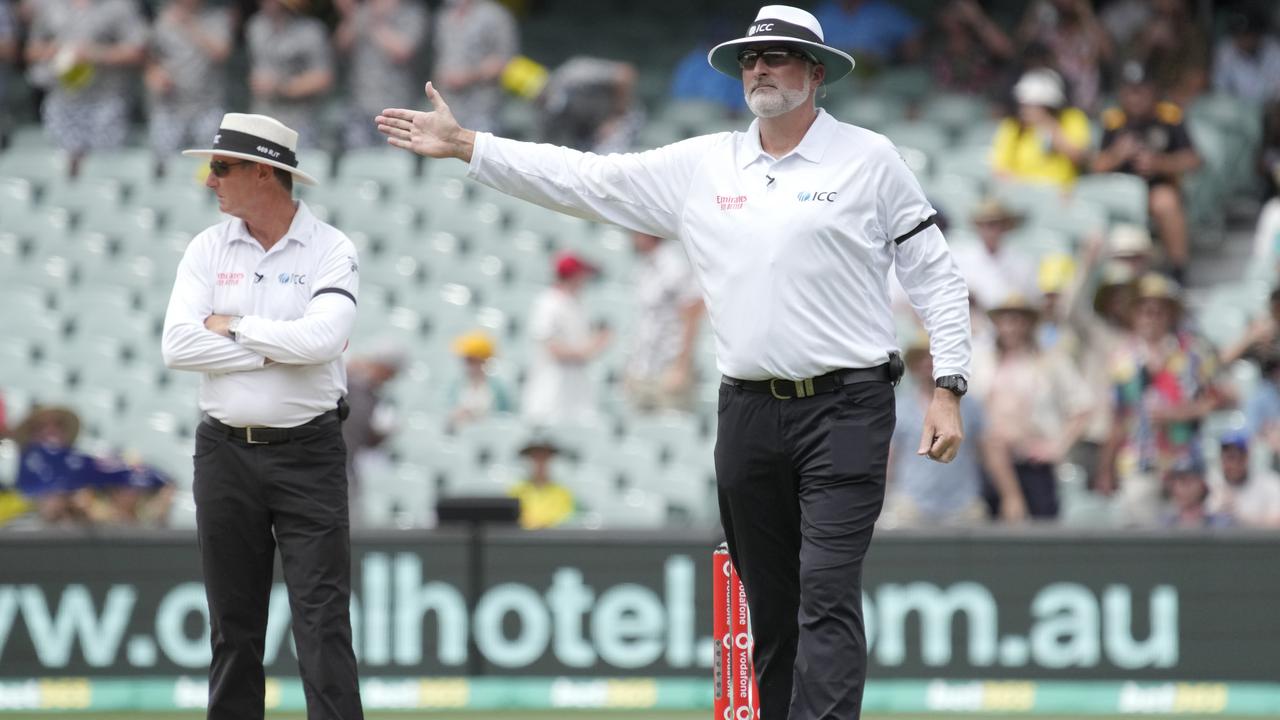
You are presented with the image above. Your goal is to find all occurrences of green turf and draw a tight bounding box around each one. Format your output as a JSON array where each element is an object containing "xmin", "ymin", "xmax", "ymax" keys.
[{"xmin": 13, "ymin": 714, "xmax": 1280, "ymax": 720}]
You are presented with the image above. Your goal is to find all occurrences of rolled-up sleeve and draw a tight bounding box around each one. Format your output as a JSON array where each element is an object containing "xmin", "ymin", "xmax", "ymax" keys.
[
  {"xmin": 234, "ymin": 237, "xmax": 358, "ymax": 365},
  {"xmin": 466, "ymin": 132, "xmax": 724, "ymax": 240}
]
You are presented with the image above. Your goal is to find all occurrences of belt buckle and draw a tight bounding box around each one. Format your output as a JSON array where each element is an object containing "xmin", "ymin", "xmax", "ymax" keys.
[
  {"xmin": 244, "ymin": 427, "xmax": 269, "ymax": 445},
  {"xmin": 769, "ymin": 378, "xmax": 793, "ymax": 400}
]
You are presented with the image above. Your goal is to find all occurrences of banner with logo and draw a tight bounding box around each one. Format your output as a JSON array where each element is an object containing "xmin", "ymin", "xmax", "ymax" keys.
[{"xmin": 0, "ymin": 530, "xmax": 1276, "ymax": 680}]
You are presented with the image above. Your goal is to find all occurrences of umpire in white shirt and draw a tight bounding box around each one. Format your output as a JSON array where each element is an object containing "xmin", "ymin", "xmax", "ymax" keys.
[
  {"xmin": 162, "ymin": 113, "xmax": 363, "ymax": 720},
  {"xmin": 377, "ymin": 6, "xmax": 970, "ymax": 718}
]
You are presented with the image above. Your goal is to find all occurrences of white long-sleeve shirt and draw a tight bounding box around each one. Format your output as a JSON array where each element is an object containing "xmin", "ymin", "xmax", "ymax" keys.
[
  {"xmin": 468, "ymin": 109, "xmax": 970, "ymax": 381},
  {"xmin": 161, "ymin": 201, "xmax": 359, "ymax": 427}
]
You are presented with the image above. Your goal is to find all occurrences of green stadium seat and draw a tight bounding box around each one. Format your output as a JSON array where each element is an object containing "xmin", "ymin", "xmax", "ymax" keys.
[
  {"xmin": 1033, "ymin": 198, "xmax": 1108, "ymax": 243},
  {"xmin": 1072, "ymin": 173, "xmax": 1148, "ymax": 226},
  {"xmin": 79, "ymin": 149, "xmax": 159, "ymax": 187},
  {"xmin": 922, "ymin": 93, "xmax": 993, "ymax": 132},
  {"xmin": 0, "ymin": 176, "xmax": 35, "ymax": 216},
  {"xmin": 7, "ymin": 124, "xmax": 53, "ymax": 149},
  {"xmin": 165, "ymin": 203, "xmax": 225, "ymax": 234},
  {"xmin": 922, "ymin": 174, "xmax": 980, "ymax": 219},
  {"xmin": 0, "ymin": 147, "xmax": 69, "ymax": 183},
  {"xmin": 958, "ymin": 118, "xmax": 1001, "ymax": 149},
  {"xmin": 0, "ymin": 284, "xmax": 52, "ymax": 317},
  {"xmin": 869, "ymin": 66, "xmax": 933, "ymax": 101},
  {"xmin": 427, "ymin": 200, "xmax": 505, "ymax": 246},
  {"xmin": 932, "ymin": 144, "xmax": 993, "ymax": 186},
  {"xmin": 337, "ymin": 147, "xmax": 419, "ymax": 184},
  {"xmin": 834, "ymin": 94, "xmax": 907, "ymax": 131},
  {"xmin": 624, "ymin": 412, "xmax": 705, "ymax": 464},
  {"xmin": 9, "ymin": 205, "xmax": 72, "ymax": 241},
  {"xmin": 21, "ymin": 251, "xmax": 78, "ymax": 292}
]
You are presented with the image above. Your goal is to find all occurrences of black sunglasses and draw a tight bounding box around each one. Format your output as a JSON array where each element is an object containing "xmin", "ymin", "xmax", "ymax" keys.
[
  {"xmin": 208, "ymin": 160, "xmax": 250, "ymax": 178},
  {"xmin": 737, "ymin": 47, "xmax": 814, "ymax": 70}
]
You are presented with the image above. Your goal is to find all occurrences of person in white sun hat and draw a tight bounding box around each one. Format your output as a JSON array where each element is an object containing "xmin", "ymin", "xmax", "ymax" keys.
[
  {"xmin": 376, "ymin": 5, "xmax": 970, "ymax": 718},
  {"xmin": 162, "ymin": 113, "xmax": 363, "ymax": 720}
]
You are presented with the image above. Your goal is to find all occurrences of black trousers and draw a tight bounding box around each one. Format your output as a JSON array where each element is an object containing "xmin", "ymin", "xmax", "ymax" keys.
[
  {"xmin": 716, "ymin": 379, "xmax": 894, "ymax": 720},
  {"xmin": 193, "ymin": 418, "xmax": 363, "ymax": 720}
]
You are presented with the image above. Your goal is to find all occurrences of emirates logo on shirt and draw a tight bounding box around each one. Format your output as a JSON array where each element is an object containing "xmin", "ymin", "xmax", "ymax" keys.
[{"xmin": 716, "ymin": 194, "xmax": 747, "ymax": 211}]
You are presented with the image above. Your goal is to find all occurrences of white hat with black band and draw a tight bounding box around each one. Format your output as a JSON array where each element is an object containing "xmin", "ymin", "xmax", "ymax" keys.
[
  {"xmin": 182, "ymin": 113, "xmax": 318, "ymax": 186},
  {"xmin": 707, "ymin": 5, "xmax": 855, "ymax": 82}
]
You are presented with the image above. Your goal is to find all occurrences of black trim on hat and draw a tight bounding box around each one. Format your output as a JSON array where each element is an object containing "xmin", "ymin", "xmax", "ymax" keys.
[
  {"xmin": 213, "ymin": 128, "xmax": 298, "ymax": 168},
  {"xmin": 742, "ymin": 17, "xmax": 822, "ymax": 45},
  {"xmin": 314, "ymin": 287, "xmax": 356, "ymax": 305},
  {"xmin": 893, "ymin": 216, "xmax": 936, "ymax": 245}
]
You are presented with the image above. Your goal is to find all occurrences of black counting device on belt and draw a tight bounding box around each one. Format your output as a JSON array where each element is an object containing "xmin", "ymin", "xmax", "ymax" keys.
[
  {"xmin": 887, "ymin": 351, "xmax": 904, "ymax": 386},
  {"xmin": 337, "ymin": 396, "xmax": 350, "ymax": 421}
]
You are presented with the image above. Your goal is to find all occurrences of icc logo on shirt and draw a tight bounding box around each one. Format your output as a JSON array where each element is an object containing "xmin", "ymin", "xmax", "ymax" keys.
[{"xmin": 797, "ymin": 191, "xmax": 838, "ymax": 202}]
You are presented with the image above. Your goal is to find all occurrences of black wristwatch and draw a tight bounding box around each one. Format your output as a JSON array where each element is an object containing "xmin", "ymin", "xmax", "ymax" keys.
[{"xmin": 935, "ymin": 374, "xmax": 968, "ymax": 397}]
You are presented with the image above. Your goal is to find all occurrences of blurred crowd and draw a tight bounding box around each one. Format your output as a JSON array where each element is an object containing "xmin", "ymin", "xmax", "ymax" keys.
[
  {"xmin": 0, "ymin": 0, "xmax": 646, "ymax": 173},
  {"xmin": 2, "ymin": 0, "xmax": 1280, "ymax": 531}
]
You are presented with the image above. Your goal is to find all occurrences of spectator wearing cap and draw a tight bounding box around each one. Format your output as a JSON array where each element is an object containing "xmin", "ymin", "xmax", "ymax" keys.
[
  {"xmin": 1209, "ymin": 432, "xmax": 1280, "ymax": 527},
  {"xmin": 144, "ymin": 0, "xmax": 232, "ymax": 169},
  {"xmin": 343, "ymin": 340, "xmax": 406, "ymax": 513},
  {"xmin": 507, "ymin": 436, "xmax": 575, "ymax": 529},
  {"xmin": 1099, "ymin": 273, "xmax": 1229, "ymax": 524},
  {"xmin": 433, "ymin": 0, "xmax": 518, "ymax": 133},
  {"xmin": 1163, "ymin": 457, "xmax": 1232, "ymax": 528},
  {"xmin": 24, "ymin": 0, "xmax": 147, "ymax": 177},
  {"xmin": 522, "ymin": 252, "xmax": 610, "ymax": 425},
  {"xmin": 1094, "ymin": 61, "xmax": 1201, "ymax": 281},
  {"xmin": 1212, "ymin": 11, "xmax": 1280, "ymax": 104},
  {"xmin": 12, "ymin": 406, "xmax": 94, "ymax": 525},
  {"xmin": 334, "ymin": 0, "xmax": 428, "ymax": 149},
  {"xmin": 991, "ymin": 68, "xmax": 1091, "ymax": 189},
  {"xmin": 246, "ymin": 0, "xmax": 334, "ymax": 147},
  {"xmin": 625, "ymin": 232, "xmax": 705, "ymax": 414},
  {"xmin": 1015, "ymin": 0, "xmax": 1113, "ymax": 112},
  {"xmin": 446, "ymin": 330, "xmax": 513, "ymax": 431},
  {"xmin": 978, "ymin": 294, "xmax": 1091, "ymax": 520},
  {"xmin": 886, "ymin": 332, "xmax": 990, "ymax": 527},
  {"xmin": 950, "ymin": 197, "xmax": 1038, "ymax": 310}
]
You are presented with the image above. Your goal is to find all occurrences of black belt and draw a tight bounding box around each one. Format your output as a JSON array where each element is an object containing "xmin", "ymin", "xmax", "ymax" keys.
[
  {"xmin": 203, "ymin": 409, "xmax": 341, "ymax": 445},
  {"xmin": 722, "ymin": 364, "xmax": 892, "ymax": 400}
]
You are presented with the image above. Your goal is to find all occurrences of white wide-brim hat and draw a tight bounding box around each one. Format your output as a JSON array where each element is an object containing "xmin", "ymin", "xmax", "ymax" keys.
[
  {"xmin": 182, "ymin": 113, "xmax": 318, "ymax": 186},
  {"xmin": 707, "ymin": 5, "xmax": 855, "ymax": 82},
  {"xmin": 1013, "ymin": 68, "xmax": 1066, "ymax": 108}
]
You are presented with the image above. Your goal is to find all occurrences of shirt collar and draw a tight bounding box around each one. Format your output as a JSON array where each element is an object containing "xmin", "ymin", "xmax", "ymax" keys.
[
  {"xmin": 738, "ymin": 108, "xmax": 837, "ymax": 168},
  {"xmin": 227, "ymin": 200, "xmax": 317, "ymax": 248}
]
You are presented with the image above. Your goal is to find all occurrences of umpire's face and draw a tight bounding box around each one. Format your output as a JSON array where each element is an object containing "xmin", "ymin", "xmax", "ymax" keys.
[{"xmin": 739, "ymin": 44, "xmax": 824, "ymax": 117}]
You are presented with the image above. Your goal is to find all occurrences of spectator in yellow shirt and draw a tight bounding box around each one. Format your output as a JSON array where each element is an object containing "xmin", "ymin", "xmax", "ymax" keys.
[
  {"xmin": 991, "ymin": 68, "xmax": 1091, "ymax": 189},
  {"xmin": 507, "ymin": 437, "xmax": 575, "ymax": 529}
]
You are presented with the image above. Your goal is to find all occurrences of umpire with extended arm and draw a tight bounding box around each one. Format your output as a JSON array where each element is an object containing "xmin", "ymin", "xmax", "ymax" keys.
[
  {"xmin": 162, "ymin": 113, "xmax": 364, "ymax": 720},
  {"xmin": 376, "ymin": 5, "xmax": 970, "ymax": 718}
]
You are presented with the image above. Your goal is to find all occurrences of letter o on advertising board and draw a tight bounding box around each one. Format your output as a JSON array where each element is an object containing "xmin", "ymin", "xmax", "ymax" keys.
[
  {"xmin": 156, "ymin": 583, "xmax": 212, "ymax": 668},
  {"xmin": 474, "ymin": 584, "xmax": 551, "ymax": 668}
]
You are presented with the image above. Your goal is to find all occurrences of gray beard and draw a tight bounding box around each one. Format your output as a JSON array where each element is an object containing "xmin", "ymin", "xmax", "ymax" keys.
[{"xmin": 745, "ymin": 76, "xmax": 811, "ymax": 118}]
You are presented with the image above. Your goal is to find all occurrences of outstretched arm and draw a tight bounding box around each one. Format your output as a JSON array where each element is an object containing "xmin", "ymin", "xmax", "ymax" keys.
[{"xmin": 376, "ymin": 82, "xmax": 476, "ymax": 162}]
